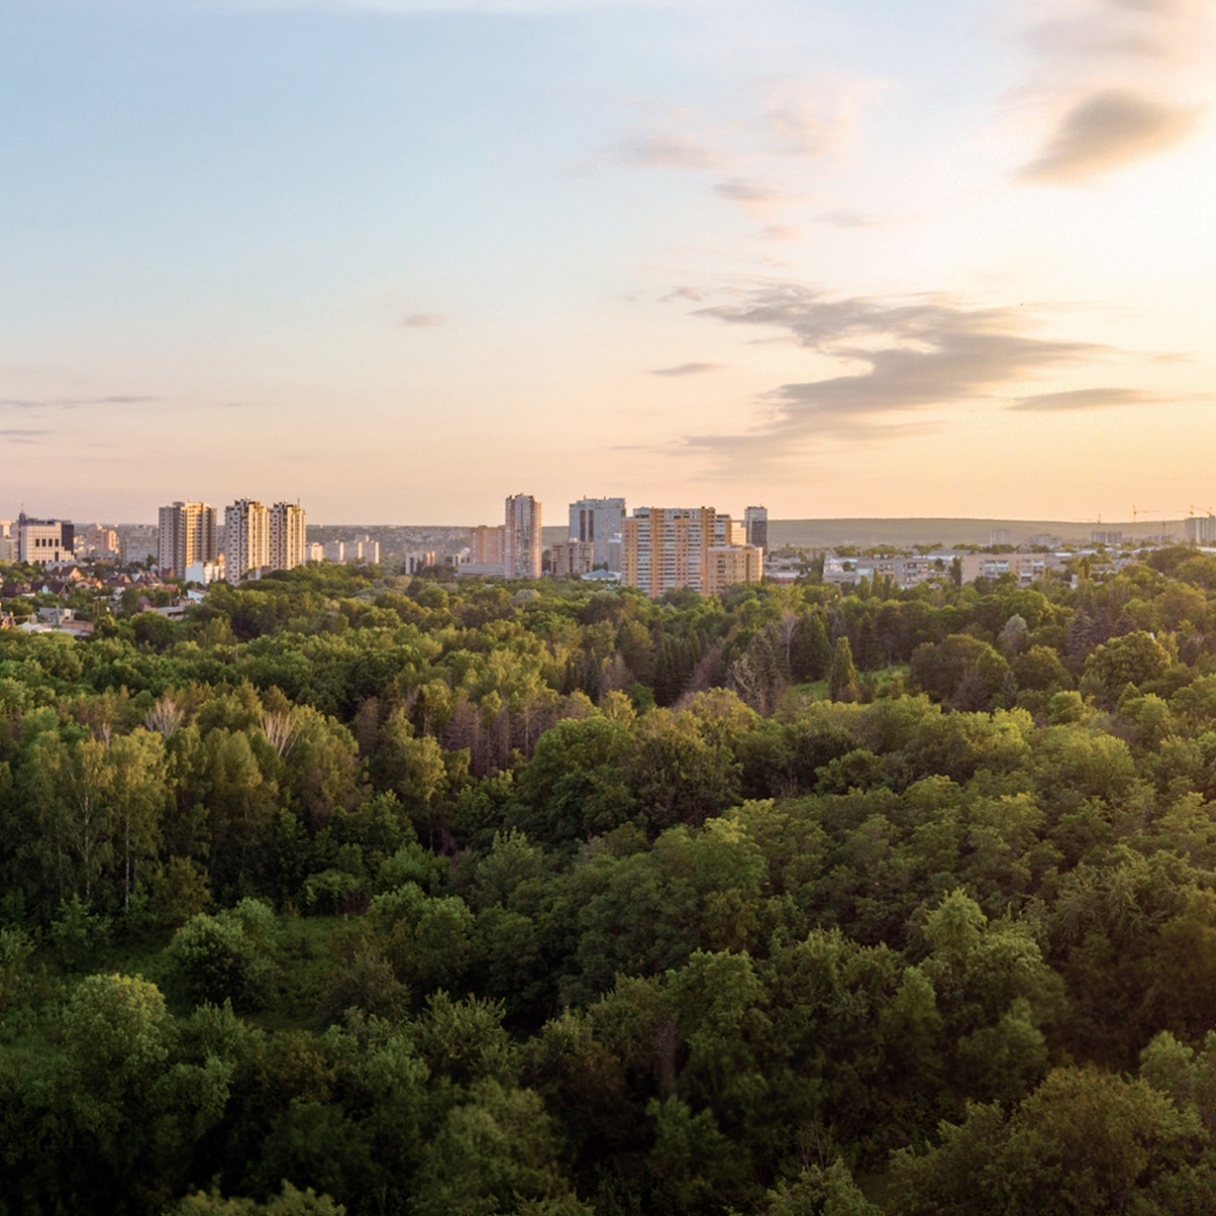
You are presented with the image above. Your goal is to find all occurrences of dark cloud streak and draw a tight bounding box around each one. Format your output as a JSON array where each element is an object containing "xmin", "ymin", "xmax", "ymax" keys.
[
  {"xmin": 1020, "ymin": 89, "xmax": 1200, "ymax": 183},
  {"xmin": 680, "ymin": 284, "xmax": 1109, "ymax": 466}
]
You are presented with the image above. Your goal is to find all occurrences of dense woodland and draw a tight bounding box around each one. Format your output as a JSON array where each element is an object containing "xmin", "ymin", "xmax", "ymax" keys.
[{"xmin": 3, "ymin": 554, "xmax": 1216, "ymax": 1214}]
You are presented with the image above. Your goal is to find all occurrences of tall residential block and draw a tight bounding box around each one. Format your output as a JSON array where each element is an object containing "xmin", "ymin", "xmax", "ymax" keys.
[
  {"xmin": 270, "ymin": 502, "xmax": 307, "ymax": 571},
  {"xmin": 17, "ymin": 514, "xmax": 74, "ymax": 564},
  {"xmin": 1185, "ymin": 516, "xmax": 1216, "ymax": 545},
  {"xmin": 622, "ymin": 506, "xmax": 762, "ymax": 598},
  {"xmin": 744, "ymin": 506, "xmax": 768, "ymax": 553},
  {"xmin": 224, "ymin": 499, "xmax": 271, "ymax": 580},
  {"xmin": 157, "ymin": 502, "xmax": 218, "ymax": 576},
  {"xmin": 468, "ymin": 525, "xmax": 506, "ymax": 570},
  {"xmin": 505, "ymin": 494, "xmax": 542, "ymax": 579},
  {"xmin": 569, "ymin": 497, "xmax": 626, "ymax": 570}
]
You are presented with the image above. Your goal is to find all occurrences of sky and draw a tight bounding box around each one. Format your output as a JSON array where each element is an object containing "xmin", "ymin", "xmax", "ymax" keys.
[{"xmin": 1, "ymin": 0, "xmax": 1213, "ymax": 525}]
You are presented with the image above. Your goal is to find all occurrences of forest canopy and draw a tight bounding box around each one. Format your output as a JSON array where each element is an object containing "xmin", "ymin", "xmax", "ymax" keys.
[{"xmin": 3, "ymin": 558, "xmax": 1216, "ymax": 1214}]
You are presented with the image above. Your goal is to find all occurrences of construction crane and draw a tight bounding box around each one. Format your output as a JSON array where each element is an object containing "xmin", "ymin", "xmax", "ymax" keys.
[{"xmin": 1132, "ymin": 505, "xmax": 1161, "ymax": 543}]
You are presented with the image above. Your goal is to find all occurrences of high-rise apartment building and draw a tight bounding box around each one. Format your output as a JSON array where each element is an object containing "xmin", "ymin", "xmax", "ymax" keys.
[
  {"xmin": 569, "ymin": 498, "xmax": 626, "ymax": 570},
  {"xmin": 1185, "ymin": 515, "xmax": 1216, "ymax": 545},
  {"xmin": 17, "ymin": 514, "xmax": 74, "ymax": 564},
  {"xmin": 622, "ymin": 506, "xmax": 762, "ymax": 598},
  {"xmin": 744, "ymin": 506, "xmax": 768, "ymax": 553},
  {"xmin": 505, "ymin": 494, "xmax": 542, "ymax": 579},
  {"xmin": 467, "ymin": 525, "xmax": 506, "ymax": 572},
  {"xmin": 270, "ymin": 502, "xmax": 307, "ymax": 571},
  {"xmin": 158, "ymin": 502, "xmax": 218, "ymax": 576},
  {"xmin": 224, "ymin": 500, "xmax": 270, "ymax": 580}
]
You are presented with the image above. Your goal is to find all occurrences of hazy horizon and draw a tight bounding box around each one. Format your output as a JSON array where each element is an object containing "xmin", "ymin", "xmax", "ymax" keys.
[{"xmin": 3, "ymin": 0, "xmax": 1213, "ymax": 523}]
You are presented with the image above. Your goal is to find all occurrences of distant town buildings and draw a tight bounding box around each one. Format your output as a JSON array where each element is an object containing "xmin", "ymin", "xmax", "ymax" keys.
[
  {"xmin": 158, "ymin": 502, "xmax": 218, "ymax": 577},
  {"xmin": 1091, "ymin": 530, "xmax": 1123, "ymax": 546},
  {"xmin": 1185, "ymin": 515, "xmax": 1216, "ymax": 545},
  {"xmin": 462, "ymin": 496, "xmax": 543, "ymax": 578},
  {"xmin": 569, "ymin": 498, "xmax": 625, "ymax": 571},
  {"xmin": 85, "ymin": 525, "xmax": 119, "ymax": 558},
  {"xmin": 990, "ymin": 527, "xmax": 1012, "ymax": 547},
  {"xmin": 620, "ymin": 506, "xmax": 762, "ymax": 598},
  {"xmin": 959, "ymin": 552, "xmax": 1063, "ymax": 585},
  {"xmin": 185, "ymin": 557, "xmax": 225, "ymax": 585}
]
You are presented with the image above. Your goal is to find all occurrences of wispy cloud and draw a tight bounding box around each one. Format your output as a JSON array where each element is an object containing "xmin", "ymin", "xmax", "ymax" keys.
[
  {"xmin": 0, "ymin": 395, "xmax": 157, "ymax": 409},
  {"xmin": 1016, "ymin": 0, "xmax": 1210, "ymax": 182},
  {"xmin": 614, "ymin": 132, "xmax": 725, "ymax": 171},
  {"xmin": 680, "ymin": 283, "xmax": 1112, "ymax": 466},
  {"xmin": 661, "ymin": 286, "xmax": 704, "ymax": 303},
  {"xmin": 0, "ymin": 429, "xmax": 50, "ymax": 442},
  {"xmin": 1020, "ymin": 89, "xmax": 1200, "ymax": 182},
  {"xmin": 651, "ymin": 362, "xmax": 723, "ymax": 377},
  {"xmin": 402, "ymin": 313, "xmax": 446, "ymax": 328},
  {"xmin": 1010, "ymin": 386, "xmax": 1187, "ymax": 410}
]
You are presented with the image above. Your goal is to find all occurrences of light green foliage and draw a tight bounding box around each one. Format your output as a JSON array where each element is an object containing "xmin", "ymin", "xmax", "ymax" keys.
[
  {"xmin": 764, "ymin": 1159, "xmax": 882, "ymax": 1216},
  {"xmin": 177, "ymin": 1181, "xmax": 346, "ymax": 1214}
]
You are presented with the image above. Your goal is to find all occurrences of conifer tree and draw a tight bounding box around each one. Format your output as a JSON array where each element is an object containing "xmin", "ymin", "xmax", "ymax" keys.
[{"xmin": 828, "ymin": 636, "xmax": 860, "ymax": 702}]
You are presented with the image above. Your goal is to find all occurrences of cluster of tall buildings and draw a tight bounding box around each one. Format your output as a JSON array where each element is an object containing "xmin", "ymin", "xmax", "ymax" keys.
[
  {"xmin": 464, "ymin": 494, "xmax": 545, "ymax": 579},
  {"xmin": 620, "ymin": 504, "xmax": 766, "ymax": 597},
  {"xmin": 158, "ymin": 499, "xmax": 307, "ymax": 580},
  {"xmin": 463, "ymin": 496, "xmax": 768, "ymax": 598}
]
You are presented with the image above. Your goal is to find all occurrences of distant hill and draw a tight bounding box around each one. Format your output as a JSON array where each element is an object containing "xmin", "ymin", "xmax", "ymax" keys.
[
  {"xmin": 544, "ymin": 518, "xmax": 1184, "ymax": 552},
  {"xmin": 767, "ymin": 518, "xmax": 1182, "ymax": 549}
]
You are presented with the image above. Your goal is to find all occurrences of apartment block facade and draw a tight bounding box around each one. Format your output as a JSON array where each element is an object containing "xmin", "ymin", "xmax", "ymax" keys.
[
  {"xmin": 1185, "ymin": 515, "xmax": 1216, "ymax": 545},
  {"xmin": 158, "ymin": 502, "xmax": 218, "ymax": 576},
  {"xmin": 621, "ymin": 506, "xmax": 762, "ymax": 598},
  {"xmin": 468, "ymin": 525, "xmax": 505, "ymax": 568},
  {"xmin": 568, "ymin": 498, "xmax": 625, "ymax": 570},
  {"xmin": 224, "ymin": 500, "xmax": 271, "ymax": 580},
  {"xmin": 269, "ymin": 502, "xmax": 307, "ymax": 571},
  {"xmin": 504, "ymin": 494, "xmax": 542, "ymax": 579}
]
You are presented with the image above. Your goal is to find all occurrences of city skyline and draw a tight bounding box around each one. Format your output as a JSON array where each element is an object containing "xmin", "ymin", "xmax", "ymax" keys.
[{"xmin": 2, "ymin": 0, "xmax": 1214, "ymax": 523}]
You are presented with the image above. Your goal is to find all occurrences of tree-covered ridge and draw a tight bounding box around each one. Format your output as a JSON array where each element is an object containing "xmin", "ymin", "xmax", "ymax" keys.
[{"xmin": 3, "ymin": 555, "xmax": 1216, "ymax": 1214}]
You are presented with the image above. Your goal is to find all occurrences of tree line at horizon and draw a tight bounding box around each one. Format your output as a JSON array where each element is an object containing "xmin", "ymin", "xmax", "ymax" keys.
[{"xmin": 3, "ymin": 552, "xmax": 1216, "ymax": 1214}]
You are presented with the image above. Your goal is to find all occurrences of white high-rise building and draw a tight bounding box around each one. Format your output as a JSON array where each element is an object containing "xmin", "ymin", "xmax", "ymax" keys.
[
  {"xmin": 505, "ymin": 494, "xmax": 542, "ymax": 579},
  {"xmin": 158, "ymin": 502, "xmax": 218, "ymax": 576},
  {"xmin": 270, "ymin": 502, "xmax": 307, "ymax": 571},
  {"xmin": 224, "ymin": 500, "xmax": 271, "ymax": 580},
  {"xmin": 568, "ymin": 497, "xmax": 626, "ymax": 570}
]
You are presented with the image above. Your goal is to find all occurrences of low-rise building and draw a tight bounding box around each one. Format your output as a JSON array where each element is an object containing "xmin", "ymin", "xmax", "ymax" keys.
[{"xmin": 959, "ymin": 552, "xmax": 1065, "ymax": 585}]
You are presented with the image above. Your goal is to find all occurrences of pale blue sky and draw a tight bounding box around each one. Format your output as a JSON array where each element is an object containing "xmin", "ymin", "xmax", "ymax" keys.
[{"xmin": 2, "ymin": 0, "xmax": 1213, "ymax": 523}]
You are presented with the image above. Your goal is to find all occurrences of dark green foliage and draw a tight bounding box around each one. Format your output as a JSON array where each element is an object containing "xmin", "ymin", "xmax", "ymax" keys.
[{"xmin": 2, "ymin": 564, "xmax": 1216, "ymax": 1213}]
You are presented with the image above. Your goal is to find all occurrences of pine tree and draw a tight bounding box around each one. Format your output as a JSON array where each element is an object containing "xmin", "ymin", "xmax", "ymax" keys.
[{"xmin": 828, "ymin": 636, "xmax": 860, "ymax": 702}]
